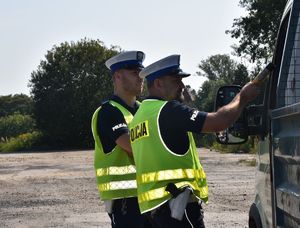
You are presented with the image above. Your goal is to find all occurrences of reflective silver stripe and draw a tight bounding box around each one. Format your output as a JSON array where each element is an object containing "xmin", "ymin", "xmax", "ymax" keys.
[
  {"xmin": 98, "ymin": 180, "xmax": 137, "ymax": 191},
  {"xmin": 96, "ymin": 165, "xmax": 136, "ymax": 176},
  {"xmin": 138, "ymin": 168, "xmax": 206, "ymax": 184},
  {"xmin": 138, "ymin": 180, "xmax": 209, "ymax": 203},
  {"xmin": 138, "ymin": 181, "xmax": 192, "ymax": 203}
]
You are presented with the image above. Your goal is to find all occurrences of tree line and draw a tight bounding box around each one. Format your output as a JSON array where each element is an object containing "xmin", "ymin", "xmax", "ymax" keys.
[{"xmin": 0, "ymin": 0, "xmax": 287, "ymax": 151}]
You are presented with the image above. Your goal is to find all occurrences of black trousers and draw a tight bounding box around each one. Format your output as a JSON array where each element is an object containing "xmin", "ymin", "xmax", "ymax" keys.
[
  {"xmin": 147, "ymin": 201, "xmax": 205, "ymax": 228},
  {"xmin": 108, "ymin": 197, "xmax": 153, "ymax": 228}
]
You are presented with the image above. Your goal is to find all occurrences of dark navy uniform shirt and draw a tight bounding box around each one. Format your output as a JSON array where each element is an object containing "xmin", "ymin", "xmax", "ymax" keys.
[
  {"xmin": 97, "ymin": 95, "xmax": 139, "ymax": 154},
  {"xmin": 148, "ymin": 97, "xmax": 207, "ymax": 155}
]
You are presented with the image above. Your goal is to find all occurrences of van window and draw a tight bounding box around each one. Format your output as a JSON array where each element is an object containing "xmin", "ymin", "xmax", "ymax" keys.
[{"xmin": 277, "ymin": 3, "xmax": 300, "ymax": 108}]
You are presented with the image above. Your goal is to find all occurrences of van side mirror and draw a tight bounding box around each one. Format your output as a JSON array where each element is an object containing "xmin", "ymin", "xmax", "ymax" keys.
[{"xmin": 214, "ymin": 86, "xmax": 248, "ymax": 144}]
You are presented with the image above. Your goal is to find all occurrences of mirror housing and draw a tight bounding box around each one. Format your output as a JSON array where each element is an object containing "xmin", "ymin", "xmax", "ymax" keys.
[{"xmin": 214, "ymin": 85, "xmax": 248, "ymax": 144}]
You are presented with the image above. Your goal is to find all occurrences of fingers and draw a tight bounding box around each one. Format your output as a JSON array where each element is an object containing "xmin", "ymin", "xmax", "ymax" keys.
[{"xmin": 183, "ymin": 87, "xmax": 195, "ymax": 103}]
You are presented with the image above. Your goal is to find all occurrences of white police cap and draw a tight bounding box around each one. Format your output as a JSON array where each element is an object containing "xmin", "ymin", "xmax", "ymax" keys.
[
  {"xmin": 105, "ymin": 51, "xmax": 145, "ymax": 73},
  {"xmin": 139, "ymin": 55, "xmax": 190, "ymax": 81}
]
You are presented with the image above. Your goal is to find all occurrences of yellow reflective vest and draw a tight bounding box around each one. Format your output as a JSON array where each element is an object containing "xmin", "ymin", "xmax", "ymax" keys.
[
  {"xmin": 130, "ymin": 99, "xmax": 208, "ymax": 213},
  {"xmin": 92, "ymin": 100, "xmax": 137, "ymax": 200}
]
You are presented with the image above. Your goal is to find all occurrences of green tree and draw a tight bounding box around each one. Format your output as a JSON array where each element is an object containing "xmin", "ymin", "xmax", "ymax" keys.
[
  {"xmin": 29, "ymin": 38, "xmax": 118, "ymax": 148},
  {"xmin": 196, "ymin": 54, "xmax": 237, "ymax": 83},
  {"xmin": 233, "ymin": 63, "xmax": 250, "ymax": 85},
  {"xmin": 195, "ymin": 54, "xmax": 249, "ymax": 112},
  {"xmin": 226, "ymin": 0, "xmax": 287, "ymax": 64},
  {"xmin": 194, "ymin": 55, "xmax": 255, "ymax": 150},
  {"xmin": 195, "ymin": 80, "xmax": 225, "ymax": 112},
  {"xmin": 0, "ymin": 94, "xmax": 33, "ymax": 117}
]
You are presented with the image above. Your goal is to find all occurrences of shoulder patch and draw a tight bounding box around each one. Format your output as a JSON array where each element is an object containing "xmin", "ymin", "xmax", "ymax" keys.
[
  {"xmin": 190, "ymin": 110, "xmax": 199, "ymax": 121},
  {"xmin": 112, "ymin": 123, "xmax": 127, "ymax": 131}
]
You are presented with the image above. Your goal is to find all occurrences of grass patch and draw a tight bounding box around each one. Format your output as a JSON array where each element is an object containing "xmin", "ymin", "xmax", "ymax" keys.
[
  {"xmin": 239, "ymin": 158, "xmax": 256, "ymax": 166},
  {"xmin": 211, "ymin": 141, "xmax": 252, "ymax": 153},
  {"xmin": 210, "ymin": 137, "xmax": 259, "ymax": 154}
]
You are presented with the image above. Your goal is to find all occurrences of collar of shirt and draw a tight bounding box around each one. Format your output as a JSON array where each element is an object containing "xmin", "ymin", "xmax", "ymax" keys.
[
  {"xmin": 145, "ymin": 96, "xmax": 165, "ymax": 101},
  {"xmin": 111, "ymin": 95, "xmax": 139, "ymax": 114}
]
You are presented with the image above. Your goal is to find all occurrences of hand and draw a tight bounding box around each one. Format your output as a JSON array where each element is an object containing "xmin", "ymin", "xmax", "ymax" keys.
[
  {"xmin": 240, "ymin": 82, "xmax": 260, "ymax": 103},
  {"xmin": 182, "ymin": 87, "xmax": 195, "ymax": 103}
]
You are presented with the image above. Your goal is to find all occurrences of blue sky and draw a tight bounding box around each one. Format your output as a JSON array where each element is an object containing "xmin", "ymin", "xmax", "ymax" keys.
[{"xmin": 0, "ymin": 0, "xmax": 245, "ymax": 95}]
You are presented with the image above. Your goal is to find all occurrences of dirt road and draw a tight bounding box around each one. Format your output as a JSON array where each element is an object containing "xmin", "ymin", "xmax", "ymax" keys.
[{"xmin": 0, "ymin": 149, "xmax": 255, "ymax": 228}]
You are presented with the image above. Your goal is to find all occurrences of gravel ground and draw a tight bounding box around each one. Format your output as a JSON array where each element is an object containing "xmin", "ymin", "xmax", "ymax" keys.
[{"xmin": 0, "ymin": 148, "xmax": 255, "ymax": 228}]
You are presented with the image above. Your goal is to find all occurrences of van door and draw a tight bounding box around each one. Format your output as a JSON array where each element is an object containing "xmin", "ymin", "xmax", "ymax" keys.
[{"xmin": 269, "ymin": 1, "xmax": 300, "ymax": 227}]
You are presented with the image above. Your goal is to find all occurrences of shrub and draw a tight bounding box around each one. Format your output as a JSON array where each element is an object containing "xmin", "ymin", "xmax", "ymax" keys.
[
  {"xmin": 0, "ymin": 131, "xmax": 42, "ymax": 152},
  {"xmin": 0, "ymin": 114, "xmax": 36, "ymax": 138},
  {"xmin": 194, "ymin": 133, "xmax": 215, "ymax": 148}
]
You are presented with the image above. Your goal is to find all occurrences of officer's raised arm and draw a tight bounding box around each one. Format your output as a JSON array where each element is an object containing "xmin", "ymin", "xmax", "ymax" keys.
[{"xmin": 202, "ymin": 82, "xmax": 260, "ymax": 133}]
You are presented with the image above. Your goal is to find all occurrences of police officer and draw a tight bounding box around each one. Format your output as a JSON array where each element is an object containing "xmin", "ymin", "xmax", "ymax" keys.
[
  {"xmin": 129, "ymin": 55, "xmax": 259, "ymax": 228},
  {"xmin": 91, "ymin": 51, "xmax": 149, "ymax": 228}
]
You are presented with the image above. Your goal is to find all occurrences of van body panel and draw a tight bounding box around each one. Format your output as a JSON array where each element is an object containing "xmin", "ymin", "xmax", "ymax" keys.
[
  {"xmin": 256, "ymin": 138, "xmax": 272, "ymax": 227},
  {"xmin": 270, "ymin": 0, "xmax": 300, "ymax": 226}
]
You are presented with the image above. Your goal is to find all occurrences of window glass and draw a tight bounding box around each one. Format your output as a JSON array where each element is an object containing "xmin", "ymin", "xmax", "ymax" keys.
[{"xmin": 277, "ymin": 2, "xmax": 300, "ymax": 107}]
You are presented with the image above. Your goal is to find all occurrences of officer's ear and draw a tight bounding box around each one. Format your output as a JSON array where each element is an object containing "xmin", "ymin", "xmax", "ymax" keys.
[{"xmin": 113, "ymin": 70, "xmax": 123, "ymax": 82}]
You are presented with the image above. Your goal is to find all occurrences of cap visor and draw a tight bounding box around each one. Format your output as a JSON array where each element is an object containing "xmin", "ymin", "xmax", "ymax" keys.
[
  {"xmin": 176, "ymin": 71, "xmax": 190, "ymax": 77},
  {"xmin": 123, "ymin": 65, "xmax": 144, "ymax": 70}
]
